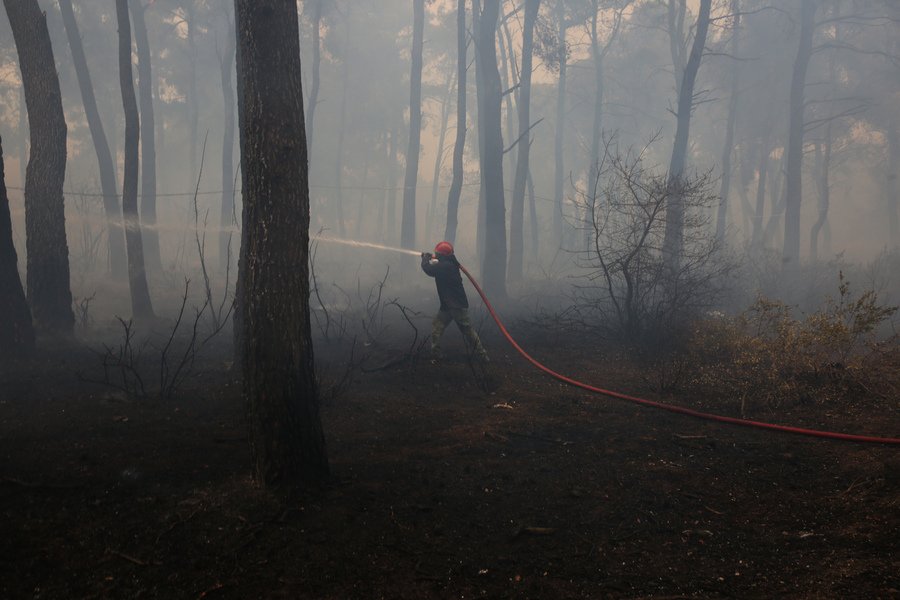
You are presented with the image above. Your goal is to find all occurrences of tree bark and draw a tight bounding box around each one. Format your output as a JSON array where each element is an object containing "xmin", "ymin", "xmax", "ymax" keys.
[
  {"xmin": 401, "ymin": 0, "xmax": 425, "ymax": 249},
  {"xmin": 130, "ymin": 0, "xmax": 161, "ymax": 273},
  {"xmin": 508, "ymin": 0, "xmax": 540, "ymax": 282},
  {"xmin": 662, "ymin": 0, "xmax": 711, "ymax": 268},
  {"xmin": 715, "ymin": 0, "xmax": 741, "ymax": 243},
  {"xmin": 782, "ymin": 0, "xmax": 815, "ymax": 266},
  {"xmin": 116, "ymin": 0, "xmax": 154, "ymax": 321},
  {"xmin": 234, "ymin": 0, "xmax": 328, "ymax": 488},
  {"xmin": 444, "ymin": 0, "xmax": 467, "ymax": 244},
  {"xmin": 4, "ymin": 0, "xmax": 74, "ymax": 334},
  {"xmin": 58, "ymin": 0, "xmax": 127, "ymax": 280},
  {"xmin": 474, "ymin": 0, "xmax": 507, "ymax": 298},
  {"xmin": 0, "ymin": 136, "xmax": 34, "ymax": 358}
]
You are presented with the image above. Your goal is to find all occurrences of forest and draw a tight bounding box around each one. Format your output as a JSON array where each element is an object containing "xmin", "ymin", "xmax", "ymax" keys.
[{"xmin": 1, "ymin": 0, "xmax": 898, "ymax": 598}]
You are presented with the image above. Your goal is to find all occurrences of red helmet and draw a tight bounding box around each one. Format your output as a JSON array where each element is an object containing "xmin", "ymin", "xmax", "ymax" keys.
[{"xmin": 434, "ymin": 241, "xmax": 454, "ymax": 256}]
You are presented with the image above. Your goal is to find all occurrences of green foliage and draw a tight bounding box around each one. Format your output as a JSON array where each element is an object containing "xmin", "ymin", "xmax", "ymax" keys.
[{"xmin": 685, "ymin": 273, "xmax": 898, "ymax": 415}]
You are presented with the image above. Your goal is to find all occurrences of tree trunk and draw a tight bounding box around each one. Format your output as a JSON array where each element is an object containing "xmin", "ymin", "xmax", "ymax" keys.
[
  {"xmin": 218, "ymin": 8, "xmax": 237, "ymax": 272},
  {"xmin": 444, "ymin": 0, "xmax": 467, "ymax": 244},
  {"xmin": 333, "ymin": 22, "xmax": 350, "ymax": 238},
  {"xmin": 4, "ymin": 0, "xmax": 74, "ymax": 334},
  {"xmin": 810, "ymin": 127, "xmax": 832, "ymax": 262},
  {"xmin": 475, "ymin": 0, "xmax": 506, "ymax": 298},
  {"xmin": 662, "ymin": 0, "xmax": 711, "ymax": 268},
  {"xmin": 305, "ymin": 0, "xmax": 322, "ymax": 157},
  {"xmin": 116, "ymin": 0, "xmax": 154, "ymax": 321},
  {"xmin": 401, "ymin": 0, "xmax": 425, "ymax": 249},
  {"xmin": 428, "ymin": 74, "xmax": 454, "ymax": 242},
  {"xmin": 508, "ymin": 0, "xmax": 540, "ymax": 282},
  {"xmin": 234, "ymin": 0, "xmax": 328, "ymax": 488},
  {"xmin": 130, "ymin": 0, "xmax": 161, "ymax": 274},
  {"xmin": 527, "ymin": 167, "xmax": 538, "ymax": 262},
  {"xmin": 552, "ymin": 0, "xmax": 567, "ymax": 247},
  {"xmin": 58, "ymin": 0, "xmax": 127, "ymax": 280},
  {"xmin": 715, "ymin": 0, "xmax": 741, "ymax": 242},
  {"xmin": 751, "ymin": 130, "xmax": 770, "ymax": 248},
  {"xmin": 782, "ymin": 0, "xmax": 815, "ymax": 266},
  {"xmin": 0, "ymin": 136, "xmax": 34, "ymax": 357}
]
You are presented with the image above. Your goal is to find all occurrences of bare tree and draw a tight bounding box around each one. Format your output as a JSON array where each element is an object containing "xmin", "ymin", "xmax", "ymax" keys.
[
  {"xmin": 401, "ymin": 0, "xmax": 426, "ymax": 249},
  {"xmin": 0, "ymin": 136, "xmax": 34, "ymax": 358},
  {"xmin": 473, "ymin": 0, "xmax": 508, "ymax": 298},
  {"xmin": 116, "ymin": 0, "xmax": 155, "ymax": 321},
  {"xmin": 508, "ymin": 0, "xmax": 541, "ymax": 282},
  {"xmin": 662, "ymin": 0, "xmax": 712, "ymax": 269},
  {"xmin": 235, "ymin": 0, "xmax": 329, "ymax": 488},
  {"xmin": 444, "ymin": 0, "xmax": 468, "ymax": 244},
  {"xmin": 130, "ymin": 0, "xmax": 161, "ymax": 273},
  {"xmin": 3, "ymin": 0, "xmax": 74, "ymax": 334},
  {"xmin": 58, "ymin": 0, "xmax": 127, "ymax": 280}
]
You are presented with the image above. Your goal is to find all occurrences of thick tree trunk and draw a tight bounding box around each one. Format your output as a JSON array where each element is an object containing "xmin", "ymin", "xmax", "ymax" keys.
[
  {"xmin": 782, "ymin": 0, "xmax": 815, "ymax": 266},
  {"xmin": 58, "ymin": 0, "xmax": 127, "ymax": 280},
  {"xmin": 4, "ymin": 0, "xmax": 74, "ymax": 334},
  {"xmin": 475, "ymin": 0, "xmax": 507, "ymax": 297},
  {"xmin": 508, "ymin": 0, "xmax": 540, "ymax": 282},
  {"xmin": 116, "ymin": 0, "xmax": 154, "ymax": 321},
  {"xmin": 234, "ymin": 0, "xmax": 328, "ymax": 488},
  {"xmin": 552, "ymin": 0, "xmax": 567, "ymax": 247},
  {"xmin": 715, "ymin": 0, "xmax": 741, "ymax": 243},
  {"xmin": 401, "ymin": 0, "xmax": 425, "ymax": 249},
  {"xmin": 218, "ymin": 10, "xmax": 236, "ymax": 272},
  {"xmin": 130, "ymin": 0, "xmax": 161, "ymax": 274},
  {"xmin": 305, "ymin": 0, "xmax": 322, "ymax": 157},
  {"xmin": 662, "ymin": 0, "xmax": 711, "ymax": 268},
  {"xmin": 444, "ymin": 0, "xmax": 467, "ymax": 244},
  {"xmin": 0, "ymin": 136, "xmax": 34, "ymax": 357}
]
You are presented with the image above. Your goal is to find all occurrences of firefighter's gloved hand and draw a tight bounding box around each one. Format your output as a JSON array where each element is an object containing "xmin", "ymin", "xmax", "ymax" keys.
[{"xmin": 421, "ymin": 252, "xmax": 433, "ymax": 260}]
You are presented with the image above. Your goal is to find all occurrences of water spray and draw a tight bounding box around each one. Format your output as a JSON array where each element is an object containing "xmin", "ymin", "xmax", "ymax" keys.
[{"xmin": 313, "ymin": 236, "xmax": 420, "ymax": 256}]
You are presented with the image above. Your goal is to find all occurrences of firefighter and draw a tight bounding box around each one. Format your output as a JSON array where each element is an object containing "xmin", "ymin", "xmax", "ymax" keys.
[{"xmin": 420, "ymin": 241, "xmax": 489, "ymax": 362}]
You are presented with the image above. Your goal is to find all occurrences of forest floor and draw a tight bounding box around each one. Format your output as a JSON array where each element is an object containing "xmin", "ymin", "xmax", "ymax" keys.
[{"xmin": 1, "ymin": 321, "xmax": 898, "ymax": 600}]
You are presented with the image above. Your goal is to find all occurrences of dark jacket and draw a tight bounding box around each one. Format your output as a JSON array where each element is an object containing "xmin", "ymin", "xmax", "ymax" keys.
[{"xmin": 421, "ymin": 253, "xmax": 468, "ymax": 310}]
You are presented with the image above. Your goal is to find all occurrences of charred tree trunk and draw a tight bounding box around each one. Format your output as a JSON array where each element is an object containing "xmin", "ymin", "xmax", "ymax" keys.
[
  {"xmin": 400, "ymin": 0, "xmax": 425, "ymax": 249},
  {"xmin": 58, "ymin": 0, "xmax": 127, "ymax": 280},
  {"xmin": 782, "ymin": 0, "xmax": 815, "ymax": 266},
  {"xmin": 234, "ymin": 0, "xmax": 328, "ymax": 488},
  {"xmin": 116, "ymin": 0, "xmax": 154, "ymax": 321},
  {"xmin": 130, "ymin": 0, "xmax": 161, "ymax": 273},
  {"xmin": 508, "ymin": 0, "xmax": 540, "ymax": 282},
  {"xmin": 218, "ymin": 9, "xmax": 236, "ymax": 272},
  {"xmin": 474, "ymin": 0, "xmax": 506, "ymax": 297},
  {"xmin": 0, "ymin": 136, "xmax": 34, "ymax": 357},
  {"xmin": 715, "ymin": 0, "xmax": 741, "ymax": 243},
  {"xmin": 662, "ymin": 0, "xmax": 711, "ymax": 269},
  {"xmin": 443, "ymin": 0, "xmax": 467, "ymax": 244},
  {"xmin": 305, "ymin": 0, "xmax": 322, "ymax": 157},
  {"xmin": 4, "ymin": 0, "xmax": 74, "ymax": 334}
]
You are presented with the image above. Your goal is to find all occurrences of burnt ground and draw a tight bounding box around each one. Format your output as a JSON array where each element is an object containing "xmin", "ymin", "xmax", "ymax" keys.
[{"xmin": 1, "ymin": 324, "xmax": 898, "ymax": 600}]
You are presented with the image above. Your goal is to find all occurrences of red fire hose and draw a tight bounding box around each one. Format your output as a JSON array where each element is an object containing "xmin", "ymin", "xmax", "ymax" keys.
[{"xmin": 459, "ymin": 264, "xmax": 900, "ymax": 446}]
